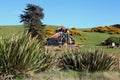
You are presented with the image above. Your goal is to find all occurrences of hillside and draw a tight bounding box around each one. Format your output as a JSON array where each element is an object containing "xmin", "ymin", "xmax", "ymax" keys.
[
  {"xmin": 0, "ymin": 25, "xmax": 120, "ymax": 56},
  {"xmin": 0, "ymin": 25, "xmax": 24, "ymax": 36}
]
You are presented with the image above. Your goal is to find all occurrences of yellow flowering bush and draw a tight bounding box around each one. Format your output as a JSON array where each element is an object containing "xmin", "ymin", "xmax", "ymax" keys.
[
  {"xmin": 84, "ymin": 25, "xmax": 120, "ymax": 34},
  {"xmin": 70, "ymin": 30, "xmax": 82, "ymax": 36},
  {"xmin": 45, "ymin": 28, "xmax": 55, "ymax": 35}
]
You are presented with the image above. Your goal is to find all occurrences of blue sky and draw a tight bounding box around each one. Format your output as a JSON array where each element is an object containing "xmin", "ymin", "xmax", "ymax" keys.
[{"xmin": 0, "ymin": 0, "xmax": 120, "ymax": 28}]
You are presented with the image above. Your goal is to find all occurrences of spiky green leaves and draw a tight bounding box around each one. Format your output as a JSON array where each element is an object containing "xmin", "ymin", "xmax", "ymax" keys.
[
  {"xmin": 0, "ymin": 33, "xmax": 55, "ymax": 75},
  {"xmin": 60, "ymin": 49, "xmax": 116, "ymax": 72}
]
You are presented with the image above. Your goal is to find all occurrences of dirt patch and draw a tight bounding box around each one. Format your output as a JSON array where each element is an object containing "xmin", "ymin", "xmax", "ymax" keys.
[{"xmin": 45, "ymin": 44, "xmax": 83, "ymax": 51}]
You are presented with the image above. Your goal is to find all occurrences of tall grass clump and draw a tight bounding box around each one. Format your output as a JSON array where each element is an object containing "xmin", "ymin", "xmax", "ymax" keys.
[
  {"xmin": 0, "ymin": 33, "xmax": 55, "ymax": 76},
  {"xmin": 60, "ymin": 49, "xmax": 116, "ymax": 72}
]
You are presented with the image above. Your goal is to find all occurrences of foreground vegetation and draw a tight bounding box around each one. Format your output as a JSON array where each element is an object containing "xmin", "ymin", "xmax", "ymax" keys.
[
  {"xmin": 0, "ymin": 33, "xmax": 56, "ymax": 79},
  {"xmin": 0, "ymin": 32, "xmax": 119, "ymax": 79},
  {"xmin": 60, "ymin": 49, "xmax": 116, "ymax": 72}
]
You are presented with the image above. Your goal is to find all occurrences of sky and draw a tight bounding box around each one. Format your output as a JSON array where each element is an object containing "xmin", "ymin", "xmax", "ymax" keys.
[{"xmin": 0, "ymin": 0, "xmax": 120, "ymax": 28}]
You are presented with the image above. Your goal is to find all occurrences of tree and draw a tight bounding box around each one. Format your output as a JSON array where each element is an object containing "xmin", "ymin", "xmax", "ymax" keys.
[{"xmin": 20, "ymin": 4, "xmax": 45, "ymax": 43}]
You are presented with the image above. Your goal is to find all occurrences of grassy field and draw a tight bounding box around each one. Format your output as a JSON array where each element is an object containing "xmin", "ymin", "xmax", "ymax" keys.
[
  {"xmin": 78, "ymin": 31, "xmax": 120, "ymax": 53},
  {"xmin": 0, "ymin": 25, "xmax": 120, "ymax": 54},
  {"xmin": 0, "ymin": 25, "xmax": 24, "ymax": 36}
]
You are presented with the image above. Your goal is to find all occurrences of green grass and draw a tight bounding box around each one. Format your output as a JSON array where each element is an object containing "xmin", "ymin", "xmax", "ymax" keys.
[
  {"xmin": 15, "ymin": 70, "xmax": 120, "ymax": 80},
  {"xmin": 76, "ymin": 31, "xmax": 120, "ymax": 54},
  {"xmin": 0, "ymin": 25, "xmax": 120, "ymax": 54},
  {"xmin": 0, "ymin": 25, "xmax": 24, "ymax": 36},
  {"xmin": 45, "ymin": 25, "xmax": 58, "ymax": 29}
]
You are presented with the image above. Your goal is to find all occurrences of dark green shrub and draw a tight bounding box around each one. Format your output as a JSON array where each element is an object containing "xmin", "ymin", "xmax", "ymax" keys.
[
  {"xmin": 60, "ymin": 49, "xmax": 116, "ymax": 72},
  {"xmin": 105, "ymin": 36, "xmax": 120, "ymax": 46}
]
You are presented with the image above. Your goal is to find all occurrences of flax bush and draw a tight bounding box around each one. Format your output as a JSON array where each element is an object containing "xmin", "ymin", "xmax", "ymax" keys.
[
  {"xmin": 60, "ymin": 49, "xmax": 116, "ymax": 72},
  {"xmin": 0, "ymin": 33, "xmax": 55, "ymax": 76}
]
